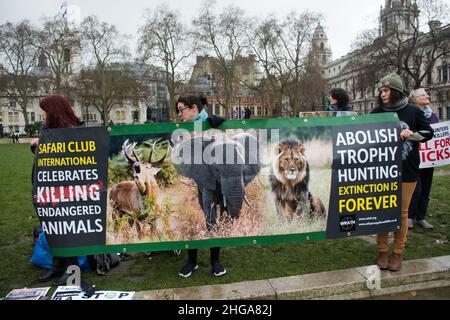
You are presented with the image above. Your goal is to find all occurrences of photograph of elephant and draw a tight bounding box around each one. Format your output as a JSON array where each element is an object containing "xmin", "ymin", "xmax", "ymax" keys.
[{"xmin": 105, "ymin": 127, "xmax": 332, "ymax": 245}]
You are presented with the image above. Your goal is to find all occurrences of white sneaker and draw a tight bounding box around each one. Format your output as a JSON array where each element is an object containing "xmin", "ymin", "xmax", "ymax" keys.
[
  {"xmin": 408, "ymin": 219, "xmax": 414, "ymax": 230},
  {"xmin": 418, "ymin": 220, "xmax": 434, "ymax": 229}
]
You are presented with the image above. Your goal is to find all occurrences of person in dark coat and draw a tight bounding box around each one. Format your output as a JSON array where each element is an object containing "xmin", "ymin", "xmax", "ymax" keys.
[
  {"xmin": 408, "ymin": 88, "xmax": 439, "ymax": 230},
  {"xmin": 327, "ymin": 88, "xmax": 353, "ymax": 112},
  {"xmin": 371, "ymin": 74, "xmax": 433, "ymax": 272}
]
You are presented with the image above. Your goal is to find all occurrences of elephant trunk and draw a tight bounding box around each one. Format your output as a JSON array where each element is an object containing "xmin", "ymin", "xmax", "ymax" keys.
[{"xmin": 220, "ymin": 174, "xmax": 245, "ymax": 219}]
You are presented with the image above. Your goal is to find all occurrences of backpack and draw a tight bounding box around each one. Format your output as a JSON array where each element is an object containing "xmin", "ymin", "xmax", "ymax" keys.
[{"xmin": 88, "ymin": 254, "xmax": 121, "ymax": 276}]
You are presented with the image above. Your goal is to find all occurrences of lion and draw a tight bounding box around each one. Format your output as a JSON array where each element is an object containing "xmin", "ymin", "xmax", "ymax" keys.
[{"xmin": 269, "ymin": 139, "xmax": 326, "ymax": 221}]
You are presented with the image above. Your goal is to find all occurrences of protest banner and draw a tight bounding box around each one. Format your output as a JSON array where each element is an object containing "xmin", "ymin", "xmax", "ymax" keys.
[
  {"xmin": 419, "ymin": 121, "xmax": 450, "ymax": 169},
  {"xmin": 32, "ymin": 114, "xmax": 402, "ymax": 257},
  {"xmin": 51, "ymin": 286, "xmax": 134, "ymax": 300}
]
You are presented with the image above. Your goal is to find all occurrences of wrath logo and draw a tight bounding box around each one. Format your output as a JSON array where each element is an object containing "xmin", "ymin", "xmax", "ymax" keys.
[{"xmin": 339, "ymin": 215, "xmax": 356, "ymax": 232}]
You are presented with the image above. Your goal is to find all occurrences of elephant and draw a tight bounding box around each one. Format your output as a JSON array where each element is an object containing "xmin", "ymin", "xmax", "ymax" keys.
[{"xmin": 172, "ymin": 132, "xmax": 262, "ymax": 230}]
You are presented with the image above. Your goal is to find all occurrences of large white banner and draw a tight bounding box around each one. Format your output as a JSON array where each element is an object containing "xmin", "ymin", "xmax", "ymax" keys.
[{"xmin": 419, "ymin": 121, "xmax": 450, "ymax": 169}]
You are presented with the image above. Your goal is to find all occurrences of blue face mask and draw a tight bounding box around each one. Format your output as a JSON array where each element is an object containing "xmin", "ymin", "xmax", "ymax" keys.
[{"xmin": 194, "ymin": 109, "xmax": 209, "ymax": 122}]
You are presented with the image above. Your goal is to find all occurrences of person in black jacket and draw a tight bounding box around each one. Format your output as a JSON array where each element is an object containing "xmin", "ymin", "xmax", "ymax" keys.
[
  {"xmin": 176, "ymin": 95, "xmax": 227, "ymax": 278},
  {"xmin": 371, "ymin": 74, "xmax": 433, "ymax": 272}
]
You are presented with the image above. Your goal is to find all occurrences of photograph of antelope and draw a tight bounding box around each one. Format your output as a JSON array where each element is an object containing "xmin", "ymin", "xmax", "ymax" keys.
[{"xmin": 106, "ymin": 127, "xmax": 332, "ymax": 245}]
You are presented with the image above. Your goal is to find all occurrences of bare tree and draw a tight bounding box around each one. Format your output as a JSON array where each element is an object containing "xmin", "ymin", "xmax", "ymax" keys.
[
  {"xmin": 76, "ymin": 65, "xmax": 147, "ymax": 125},
  {"xmin": 32, "ymin": 14, "xmax": 81, "ymax": 96},
  {"xmin": 249, "ymin": 11, "xmax": 322, "ymax": 116},
  {"xmin": 138, "ymin": 6, "xmax": 195, "ymax": 122},
  {"xmin": 77, "ymin": 16, "xmax": 132, "ymax": 125},
  {"xmin": 0, "ymin": 21, "xmax": 40, "ymax": 129},
  {"xmin": 193, "ymin": 0, "xmax": 248, "ymax": 113}
]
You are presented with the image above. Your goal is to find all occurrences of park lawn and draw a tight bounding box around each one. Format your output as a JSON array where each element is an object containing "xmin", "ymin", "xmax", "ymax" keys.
[{"xmin": 0, "ymin": 143, "xmax": 449, "ymax": 296}]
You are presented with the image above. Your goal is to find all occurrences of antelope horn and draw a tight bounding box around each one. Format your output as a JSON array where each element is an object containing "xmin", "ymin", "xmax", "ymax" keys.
[
  {"xmin": 123, "ymin": 140, "xmax": 140, "ymax": 164},
  {"xmin": 132, "ymin": 145, "xmax": 141, "ymax": 163},
  {"xmin": 151, "ymin": 143, "xmax": 170, "ymax": 167},
  {"xmin": 122, "ymin": 139, "xmax": 135, "ymax": 164},
  {"xmin": 148, "ymin": 141, "xmax": 157, "ymax": 163}
]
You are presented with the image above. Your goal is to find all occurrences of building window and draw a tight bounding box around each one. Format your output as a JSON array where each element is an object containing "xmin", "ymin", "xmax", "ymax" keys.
[
  {"xmin": 8, "ymin": 112, "xmax": 19, "ymax": 123},
  {"xmin": 64, "ymin": 48, "xmax": 71, "ymax": 62},
  {"xmin": 447, "ymin": 107, "xmax": 450, "ymax": 120},
  {"xmin": 443, "ymin": 65, "xmax": 449, "ymax": 83},
  {"xmin": 438, "ymin": 107, "xmax": 443, "ymax": 120},
  {"xmin": 30, "ymin": 112, "xmax": 35, "ymax": 123},
  {"xmin": 9, "ymin": 100, "xmax": 16, "ymax": 109},
  {"xmin": 83, "ymin": 114, "xmax": 97, "ymax": 122},
  {"xmin": 115, "ymin": 111, "xmax": 126, "ymax": 121},
  {"xmin": 214, "ymin": 104, "xmax": 221, "ymax": 115},
  {"xmin": 132, "ymin": 110, "xmax": 140, "ymax": 122}
]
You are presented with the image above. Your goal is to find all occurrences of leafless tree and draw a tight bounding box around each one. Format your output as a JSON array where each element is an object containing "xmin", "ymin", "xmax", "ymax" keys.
[
  {"xmin": 76, "ymin": 65, "xmax": 147, "ymax": 125},
  {"xmin": 32, "ymin": 14, "xmax": 81, "ymax": 96},
  {"xmin": 138, "ymin": 5, "xmax": 195, "ymax": 122},
  {"xmin": 0, "ymin": 21, "xmax": 40, "ymax": 129},
  {"xmin": 193, "ymin": 0, "xmax": 248, "ymax": 113},
  {"xmin": 249, "ymin": 11, "xmax": 322, "ymax": 116},
  {"xmin": 77, "ymin": 15, "xmax": 133, "ymax": 125}
]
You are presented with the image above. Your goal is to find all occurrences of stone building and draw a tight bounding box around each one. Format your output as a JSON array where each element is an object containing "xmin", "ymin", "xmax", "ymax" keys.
[{"xmin": 314, "ymin": 0, "xmax": 450, "ymax": 119}]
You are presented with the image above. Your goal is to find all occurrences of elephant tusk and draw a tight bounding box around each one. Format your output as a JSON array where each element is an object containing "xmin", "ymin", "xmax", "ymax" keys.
[{"xmin": 244, "ymin": 195, "xmax": 253, "ymax": 208}]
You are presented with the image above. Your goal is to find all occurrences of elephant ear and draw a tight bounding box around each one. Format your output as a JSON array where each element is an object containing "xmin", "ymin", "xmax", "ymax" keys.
[
  {"xmin": 172, "ymin": 136, "xmax": 217, "ymax": 191},
  {"xmin": 233, "ymin": 133, "xmax": 262, "ymax": 186}
]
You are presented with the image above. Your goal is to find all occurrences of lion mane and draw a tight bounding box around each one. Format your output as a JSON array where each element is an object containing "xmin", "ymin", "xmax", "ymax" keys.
[{"xmin": 270, "ymin": 139, "xmax": 325, "ymax": 221}]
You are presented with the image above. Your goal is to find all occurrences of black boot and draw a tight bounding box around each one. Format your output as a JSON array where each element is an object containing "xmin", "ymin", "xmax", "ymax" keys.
[
  {"xmin": 54, "ymin": 271, "xmax": 72, "ymax": 286},
  {"xmin": 38, "ymin": 266, "xmax": 64, "ymax": 282}
]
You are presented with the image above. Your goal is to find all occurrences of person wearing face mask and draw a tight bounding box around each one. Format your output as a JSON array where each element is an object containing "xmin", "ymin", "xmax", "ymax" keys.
[
  {"xmin": 407, "ymin": 88, "xmax": 439, "ymax": 230},
  {"xmin": 371, "ymin": 74, "xmax": 434, "ymax": 272}
]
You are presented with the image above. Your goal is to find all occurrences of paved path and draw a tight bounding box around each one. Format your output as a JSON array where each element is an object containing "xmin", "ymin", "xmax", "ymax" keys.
[
  {"xmin": 0, "ymin": 138, "xmax": 32, "ymax": 144},
  {"xmin": 133, "ymin": 256, "xmax": 450, "ymax": 300},
  {"xmin": 365, "ymin": 286, "xmax": 450, "ymax": 300}
]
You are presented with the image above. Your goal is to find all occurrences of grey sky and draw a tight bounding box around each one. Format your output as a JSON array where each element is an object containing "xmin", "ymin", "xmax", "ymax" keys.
[{"xmin": 0, "ymin": 0, "xmax": 385, "ymax": 60}]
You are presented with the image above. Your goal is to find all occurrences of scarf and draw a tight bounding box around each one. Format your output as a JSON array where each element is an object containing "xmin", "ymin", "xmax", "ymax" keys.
[
  {"xmin": 423, "ymin": 106, "xmax": 433, "ymax": 119},
  {"xmin": 382, "ymin": 97, "xmax": 409, "ymax": 112},
  {"xmin": 194, "ymin": 109, "xmax": 209, "ymax": 122},
  {"xmin": 327, "ymin": 104, "xmax": 338, "ymax": 112}
]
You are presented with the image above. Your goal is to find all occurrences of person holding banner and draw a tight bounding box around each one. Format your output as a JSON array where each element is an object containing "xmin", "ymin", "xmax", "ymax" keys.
[
  {"xmin": 31, "ymin": 95, "xmax": 83, "ymax": 284},
  {"xmin": 408, "ymin": 88, "xmax": 439, "ymax": 230},
  {"xmin": 372, "ymin": 74, "xmax": 433, "ymax": 272},
  {"xmin": 176, "ymin": 95, "xmax": 227, "ymax": 278}
]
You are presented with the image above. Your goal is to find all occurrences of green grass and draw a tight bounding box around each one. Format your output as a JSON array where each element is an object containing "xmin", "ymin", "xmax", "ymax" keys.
[{"xmin": 0, "ymin": 143, "xmax": 449, "ymax": 296}]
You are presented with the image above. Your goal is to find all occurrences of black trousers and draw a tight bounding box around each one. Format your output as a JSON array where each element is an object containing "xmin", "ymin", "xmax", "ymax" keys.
[
  {"xmin": 408, "ymin": 168, "xmax": 434, "ymax": 221},
  {"xmin": 187, "ymin": 248, "xmax": 220, "ymax": 264},
  {"xmin": 53, "ymin": 256, "xmax": 78, "ymax": 270}
]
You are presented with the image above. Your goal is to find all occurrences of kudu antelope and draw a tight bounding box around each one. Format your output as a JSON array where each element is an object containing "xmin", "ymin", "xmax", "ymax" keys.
[{"xmin": 109, "ymin": 140, "xmax": 169, "ymax": 220}]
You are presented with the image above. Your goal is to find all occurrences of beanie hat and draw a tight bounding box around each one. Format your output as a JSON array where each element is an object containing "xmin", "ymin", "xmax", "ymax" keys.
[{"xmin": 377, "ymin": 73, "xmax": 406, "ymax": 95}]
